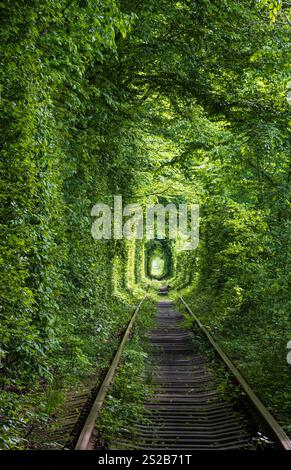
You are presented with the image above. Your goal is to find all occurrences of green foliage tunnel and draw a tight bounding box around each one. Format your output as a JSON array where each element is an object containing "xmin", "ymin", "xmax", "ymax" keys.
[{"xmin": 0, "ymin": 0, "xmax": 290, "ymax": 448}]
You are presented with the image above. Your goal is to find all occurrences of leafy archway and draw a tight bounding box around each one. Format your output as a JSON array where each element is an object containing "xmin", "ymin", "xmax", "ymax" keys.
[{"xmin": 144, "ymin": 240, "xmax": 173, "ymax": 281}]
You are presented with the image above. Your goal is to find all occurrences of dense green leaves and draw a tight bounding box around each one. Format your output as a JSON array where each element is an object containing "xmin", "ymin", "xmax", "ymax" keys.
[
  {"xmin": 0, "ymin": 0, "xmax": 290, "ymax": 447},
  {"xmin": 0, "ymin": 0, "xmax": 140, "ymax": 448}
]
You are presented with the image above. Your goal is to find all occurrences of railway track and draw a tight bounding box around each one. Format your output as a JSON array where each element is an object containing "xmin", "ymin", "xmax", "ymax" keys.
[
  {"xmin": 112, "ymin": 299, "xmax": 253, "ymax": 450},
  {"xmin": 63, "ymin": 287, "xmax": 291, "ymax": 451}
]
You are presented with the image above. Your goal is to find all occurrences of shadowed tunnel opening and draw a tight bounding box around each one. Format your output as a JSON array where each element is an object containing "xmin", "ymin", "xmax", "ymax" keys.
[
  {"xmin": 144, "ymin": 239, "xmax": 173, "ymax": 281},
  {"xmin": 150, "ymin": 256, "xmax": 164, "ymax": 278}
]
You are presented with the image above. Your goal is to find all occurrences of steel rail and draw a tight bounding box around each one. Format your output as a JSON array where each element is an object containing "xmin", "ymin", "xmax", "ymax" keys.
[
  {"xmin": 113, "ymin": 295, "xmax": 252, "ymax": 449},
  {"xmin": 179, "ymin": 295, "xmax": 291, "ymax": 451},
  {"xmin": 75, "ymin": 295, "xmax": 147, "ymax": 450}
]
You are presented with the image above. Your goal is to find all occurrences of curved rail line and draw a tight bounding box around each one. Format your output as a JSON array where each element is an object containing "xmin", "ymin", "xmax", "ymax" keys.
[
  {"xmin": 74, "ymin": 295, "xmax": 147, "ymax": 450},
  {"xmin": 70, "ymin": 288, "xmax": 291, "ymax": 451},
  {"xmin": 179, "ymin": 295, "xmax": 291, "ymax": 451}
]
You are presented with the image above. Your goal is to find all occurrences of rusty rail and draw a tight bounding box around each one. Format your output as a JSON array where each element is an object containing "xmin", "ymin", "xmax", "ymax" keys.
[
  {"xmin": 179, "ymin": 295, "xmax": 291, "ymax": 451},
  {"xmin": 75, "ymin": 295, "xmax": 147, "ymax": 450},
  {"xmin": 113, "ymin": 293, "xmax": 253, "ymax": 449}
]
